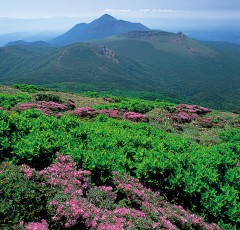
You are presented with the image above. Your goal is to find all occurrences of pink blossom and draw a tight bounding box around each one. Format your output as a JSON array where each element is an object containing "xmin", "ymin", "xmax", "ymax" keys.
[
  {"xmin": 124, "ymin": 112, "xmax": 149, "ymax": 122},
  {"xmin": 21, "ymin": 164, "xmax": 35, "ymax": 179},
  {"xmin": 71, "ymin": 107, "xmax": 97, "ymax": 118},
  {"xmin": 25, "ymin": 219, "xmax": 48, "ymax": 230},
  {"xmin": 19, "ymin": 220, "xmax": 24, "ymax": 226}
]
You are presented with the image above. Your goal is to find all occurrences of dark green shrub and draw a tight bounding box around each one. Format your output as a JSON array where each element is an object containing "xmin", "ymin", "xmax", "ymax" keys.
[
  {"xmin": 0, "ymin": 162, "xmax": 52, "ymax": 229},
  {"xmin": 87, "ymin": 187, "xmax": 117, "ymax": 210},
  {"xmin": 35, "ymin": 93, "xmax": 63, "ymax": 103},
  {"xmin": 0, "ymin": 111, "xmax": 13, "ymax": 161}
]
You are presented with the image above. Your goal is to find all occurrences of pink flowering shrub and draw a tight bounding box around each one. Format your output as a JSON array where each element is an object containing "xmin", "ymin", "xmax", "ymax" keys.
[
  {"xmin": 71, "ymin": 107, "xmax": 149, "ymax": 122},
  {"xmin": 98, "ymin": 109, "xmax": 119, "ymax": 118},
  {"xmin": 0, "ymin": 106, "xmax": 5, "ymax": 110},
  {"xmin": 167, "ymin": 104, "xmax": 211, "ymax": 123},
  {"xmin": 15, "ymin": 101, "xmax": 68, "ymax": 116},
  {"xmin": 25, "ymin": 219, "xmax": 49, "ymax": 230},
  {"xmin": 21, "ymin": 164, "xmax": 36, "ymax": 179},
  {"xmin": 39, "ymin": 153, "xmax": 91, "ymax": 193},
  {"xmin": 124, "ymin": 112, "xmax": 149, "ymax": 122},
  {"xmin": 71, "ymin": 107, "xmax": 97, "ymax": 118},
  {"xmin": 176, "ymin": 104, "xmax": 211, "ymax": 115},
  {"xmin": 68, "ymin": 99, "xmax": 76, "ymax": 109},
  {"xmin": 37, "ymin": 101, "xmax": 67, "ymax": 115},
  {"xmin": 15, "ymin": 102, "xmax": 36, "ymax": 111},
  {"xmin": 18, "ymin": 153, "xmax": 221, "ymax": 229},
  {"xmin": 113, "ymin": 172, "xmax": 221, "ymax": 230}
]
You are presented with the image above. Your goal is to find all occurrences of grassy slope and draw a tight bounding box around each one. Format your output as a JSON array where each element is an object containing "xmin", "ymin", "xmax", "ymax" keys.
[
  {"xmin": 95, "ymin": 32, "xmax": 240, "ymax": 111},
  {"xmin": 0, "ymin": 31, "xmax": 239, "ymax": 111},
  {"xmin": 1, "ymin": 85, "xmax": 238, "ymax": 146}
]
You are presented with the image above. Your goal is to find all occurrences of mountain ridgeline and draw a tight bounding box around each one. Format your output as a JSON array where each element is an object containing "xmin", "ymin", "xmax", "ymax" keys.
[
  {"xmin": 49, "ymin": 14, "xmax": 150, "ymax": 46},
  {"xmin": 0, "ymin": 15, "xmax": 239, "ymax": 111}
]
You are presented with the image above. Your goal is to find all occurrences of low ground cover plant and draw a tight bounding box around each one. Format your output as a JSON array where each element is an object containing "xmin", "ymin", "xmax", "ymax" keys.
[
  {"xmin": 0, "ymin": 87, "xmax": 239, "ymax": 229},
  {"xmin": 0, "ymin": 93, "xmax": 32, "ymax": 109},
  {"xmin": 94, "ymin": 97, "xmax": 174, "ymax": 113},
  {"xmin": 0, "ymin": 108, "xmax": 239, "ymax": 229},
  {"xmin": 0, "ymin": 153, "xmax": 222, "ymax": 229}
]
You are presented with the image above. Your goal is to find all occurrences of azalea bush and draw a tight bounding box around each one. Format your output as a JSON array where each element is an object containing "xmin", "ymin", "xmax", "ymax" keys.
[
  {"xmin": 167, "ymin": 104, "xmax": 211, "ymax": 123},
  {"xmin": 71, "ymin": 107, "xmax": 148, "ymax": 121},
  {"xmin": 124, "ymin": 111, "xmax": 149, "ymax": 122},
  {"xmin": 15, "ymin": 101, "xmax": 68, "ymax": 116},
  {"xmin": 9, "ymin": 153, "xmax": 221, "ymax": 230}
]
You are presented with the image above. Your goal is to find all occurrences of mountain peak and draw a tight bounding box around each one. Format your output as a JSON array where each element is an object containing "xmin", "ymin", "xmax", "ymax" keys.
[
  {"xmin": 98, "ymin": 14, "xmax": 117, "ymax": 21},
  {"xmin": 49, "ymin": 14, "xmax": 149, "ymax": 46}
]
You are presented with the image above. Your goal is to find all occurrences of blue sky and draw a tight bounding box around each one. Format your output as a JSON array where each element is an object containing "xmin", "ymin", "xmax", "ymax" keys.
[{"xmin": 0, "ymin": 0, "xmax": 239, "ymax": 33}]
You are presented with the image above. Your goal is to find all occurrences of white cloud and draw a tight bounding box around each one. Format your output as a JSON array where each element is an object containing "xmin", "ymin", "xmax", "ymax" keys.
[
  {"xmin": 105, "ymin": 9, "xmax": 178, "ymax": 13},
  {"xmin": 105, "ymin": 9, "xmax": 131, "ymax": 13}
]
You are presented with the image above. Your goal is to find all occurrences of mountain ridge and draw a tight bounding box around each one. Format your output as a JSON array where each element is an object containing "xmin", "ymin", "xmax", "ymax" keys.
[
  {"xmin": 0, "ymin": 15, "xmax": 239, "ymax": 111},
  {"xmin": 48, "ymin": 14, "xmax": 150, "ymax": 46},
  {"xmin": 0, "ymin": 30, "xmax": 240, "ymax": 111},
  {"xmin": 4, "ymin": 40, "xmax": 50, "ymax": 47}
]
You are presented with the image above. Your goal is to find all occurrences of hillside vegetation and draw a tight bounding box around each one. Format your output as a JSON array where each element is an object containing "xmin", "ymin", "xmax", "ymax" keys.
[
  {"xmin": 0, "ymin": 85, "xmax": 239, "ymax": 229},
  {"xmin": 0, "ymin": 31, "xmax": 239, "ymax": 111}
]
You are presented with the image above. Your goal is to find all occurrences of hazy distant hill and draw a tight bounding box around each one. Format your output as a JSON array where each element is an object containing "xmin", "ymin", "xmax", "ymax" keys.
[
  {"xmin": 0, "ymin": 31, "xmax": 61, "ymax": 47},
  {"xmin": 5, "ymin": 40, "xmax": 50, "ymax": 47},
  {"xmin": 49, "ymin": 14, "xmax": 150, "ymax": 46},
  {"xmin": 0, "ymin": 30, "xmax": 239, "ymax": 111}
]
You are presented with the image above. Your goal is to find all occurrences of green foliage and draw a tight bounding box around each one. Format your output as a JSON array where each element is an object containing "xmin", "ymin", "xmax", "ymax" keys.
[
  {"xmin": 34, "ymin": 93, "xmax": 63, "ymax": 103},
  {"xmin": 0, "ymin": 162, "xmax": 52, "ymax": 229},
  {"xmin": 87, "ymin": 187, "xmax": 117, "ymax": 210},
  {"xmin": 219, "ymin": 128, "xmax": 240, "ymax": 143},
  {"xmin": 13, "ymin": 84, "xmax": 47, "ymax": 93},
  {"xmin": 84, "ymin": 91, "xmax": 100, "ymax": 98},
  {"xmin": 0, "ymin": 109, "xmax": 239, "ymax": 228},
  {"xmin": 0, "ymin": 93, "xmax": 32, "ymax": 109},
  {"xmin": 94, "ymin": 97, "xmax": 175, "ymax": 113}
]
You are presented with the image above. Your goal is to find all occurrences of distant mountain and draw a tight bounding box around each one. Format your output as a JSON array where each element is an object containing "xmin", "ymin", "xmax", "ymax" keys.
[
  {"xmin": 0, "ymin": 31, "xmax": 61, "ymax": 47},
  {"xmin": 49, "ymin": 14, "xmax": 150, "ymax": 46},
  {"xmin": 0, "ymin": 31, "xmax": 239, "ymax": 111},
  {"xmin": 186, "ymin": 29, "xmax": 240, "ymax": 45},
  {"xmin": 5, "ymin": 40, "xmax": 50, "ymax": 47}
]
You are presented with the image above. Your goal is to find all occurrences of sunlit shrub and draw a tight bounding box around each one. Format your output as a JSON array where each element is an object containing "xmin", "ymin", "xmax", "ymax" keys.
[
  {"xmin": 0, "ymin": 93, "xmax": 32, "ymax": 109},
  {"xmin": 13, "ymin": 84, "xmax": 46, "ymax": 93}
]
